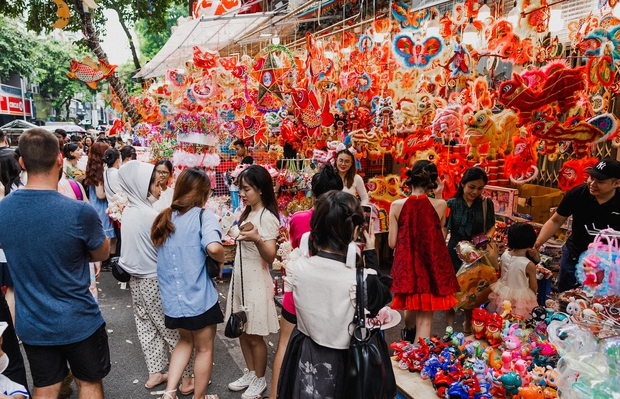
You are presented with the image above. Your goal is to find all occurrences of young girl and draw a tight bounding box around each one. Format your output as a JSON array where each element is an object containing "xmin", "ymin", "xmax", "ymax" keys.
[
  {"xmin": 487, "ymin": 223, "xmax": 539, "ymax": 319},
  {"xmin": 152, "ymin": 168, "xmax": 224, "ymax": 399},
  {"xmin": 389, "ymin": 160, "xmax": 459, "ymax": 343},
  {"xmin": 226, "ymin": 165, "xmax": 280, "ymax": 399}
]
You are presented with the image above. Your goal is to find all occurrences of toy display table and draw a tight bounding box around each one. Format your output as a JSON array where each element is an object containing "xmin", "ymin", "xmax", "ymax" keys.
[{"xmin": 393, "ymin": 361, "xmax": 439, "ymax": 399}]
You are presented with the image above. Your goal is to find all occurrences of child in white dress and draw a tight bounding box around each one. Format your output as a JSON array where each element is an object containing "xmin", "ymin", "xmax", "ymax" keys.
[{"xmin": 487, "ymin": 222, "xmax": 539, "ymax": 319}]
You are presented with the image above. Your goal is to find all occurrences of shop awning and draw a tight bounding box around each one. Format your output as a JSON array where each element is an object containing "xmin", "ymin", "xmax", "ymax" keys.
[{"xmin": 135, "ymin": 12, "xmax": 283, "ymax": 79}]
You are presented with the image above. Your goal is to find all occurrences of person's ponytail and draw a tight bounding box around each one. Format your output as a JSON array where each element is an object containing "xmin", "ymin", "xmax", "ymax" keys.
[{"xmin": 151, "ymin": 208, "xmax": 175, "ymax": 247}]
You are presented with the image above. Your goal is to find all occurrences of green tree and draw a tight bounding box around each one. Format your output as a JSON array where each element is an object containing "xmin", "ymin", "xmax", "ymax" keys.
[
  {"xmin": 116, "ymin": 62, "xmax": 143, "ymax": 96},
  {"xmin": 135, "ymin": 3, "xmax": 188, "ymax": 62},
  {"xmin": 34, "ymin": 39, "xmax": 91, "ymax": 118},
  {"xmin": 1, "ymin": 0, "xmax": 188, "ymax": 121},
  {"xmin": 0, "ymin": 15, "xmax": 38, "ymax": 81}
]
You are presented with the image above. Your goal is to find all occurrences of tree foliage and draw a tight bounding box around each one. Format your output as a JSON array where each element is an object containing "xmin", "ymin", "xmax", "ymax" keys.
[
  {"xmin": 135, "ymin": 3, "xmax": 188, "ymax": 62},
  {"xmin": 0, "ymin": 16, "xmax": 38, "ymax": 81},
  {"xmin": 35, "ymin": 39, "xmax": 91, "ymax": 116}
]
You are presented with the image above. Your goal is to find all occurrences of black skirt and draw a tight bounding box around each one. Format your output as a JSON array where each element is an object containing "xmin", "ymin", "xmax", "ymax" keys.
[
  {"xmin": 165, "ymin": 301, "xmax": 224, "ymax": 331},
  {"xmin": 277, "ymin": 327, "xmax": 347, "ymax": 399}
]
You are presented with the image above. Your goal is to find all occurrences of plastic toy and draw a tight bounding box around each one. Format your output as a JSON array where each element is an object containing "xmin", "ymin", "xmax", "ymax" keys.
[
  {"xmin": 472, "ymin": 307, "xmax": 488, "ymax": 339},
  {"xmin": 500, "ymin": 372, "xmax": 523, "ymax": 399},
  {"xmin": 447, "ymin": 376, "xmax": 492, "ymax": 399},
  {"xmin": 516, "ymin": 384, "xmax": 545, "ymax": 399},
  {"xmin": 485, "ymin": 313, "xmax": 503, "ymax": 347}
]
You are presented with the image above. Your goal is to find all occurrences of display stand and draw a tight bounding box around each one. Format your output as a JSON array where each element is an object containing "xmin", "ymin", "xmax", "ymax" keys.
[{"xmin": 392, "ymin": 360, "xmax": 439, "ymax": 399}]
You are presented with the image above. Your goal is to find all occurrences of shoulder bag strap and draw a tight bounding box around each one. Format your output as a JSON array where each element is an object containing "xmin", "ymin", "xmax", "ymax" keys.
[
  {"xmin": 68, "ymin": 179, "xmax": 83, "ymax": 201},
  {"xmin": 238, "ymin": 240, "xmax": 245, "ymax": 307},
  {"xmin": 105, "ymin": 169, "xmax": 116, "ymax": 195},
  {"xmin": 482, "ymin": 197, "xmax": 487, "ymax": 233},
  {"xmin": 354, "ymin": 267, "xmax": 365, "ymax": 328}
]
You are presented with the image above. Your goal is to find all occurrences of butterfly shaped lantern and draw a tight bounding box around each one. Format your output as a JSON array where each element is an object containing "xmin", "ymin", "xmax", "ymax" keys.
[{"xmin": 393, "ymin": 35, "xmax": 443, "ymax": 69}]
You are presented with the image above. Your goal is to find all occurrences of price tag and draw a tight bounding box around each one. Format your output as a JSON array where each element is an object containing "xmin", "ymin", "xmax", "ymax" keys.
[{"xmin": 120, "ymin": 282, "xmax": 127, "ymax": 290}]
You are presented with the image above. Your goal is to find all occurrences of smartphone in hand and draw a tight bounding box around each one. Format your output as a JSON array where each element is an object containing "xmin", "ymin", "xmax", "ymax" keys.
[
  {"xmin": 239, "ymin": 222, "xmax": 255, "ymax": 232},
  {"xmin": 362, "ymin": 205, "xmax": 372, "ymax": 233}
]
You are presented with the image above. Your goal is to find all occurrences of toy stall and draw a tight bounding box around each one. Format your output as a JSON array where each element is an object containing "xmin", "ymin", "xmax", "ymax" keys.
[{"xmin": 95, "ymin": 0, "xmax": 620, "ymax": 396}]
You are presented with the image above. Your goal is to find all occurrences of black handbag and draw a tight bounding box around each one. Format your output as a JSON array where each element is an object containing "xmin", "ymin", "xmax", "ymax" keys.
[
  {"xmin": 225, "ymin": 240, "xmax": 247, "ymax": 338},
  {"xmin": 200, "ymin": 209, "xmax": 221, "ymax": 279},
  {"xmin": 111, "ymin": 258, "xmax": 131, "ymax": 283},
  {"xmin": 344, "ymin": 267, "xmax": 396, "ymax": 399}
]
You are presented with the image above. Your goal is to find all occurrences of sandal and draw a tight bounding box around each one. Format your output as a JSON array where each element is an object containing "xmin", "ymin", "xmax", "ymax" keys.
[
  {"xmin": 145, "ymin": 373, "xmax": 168, "ymax": 389},
  {"xmin": 180, "ymin": 380, "xmax": 210, "ymax": 396},
  {"xmin": 162, "ymin": 390, "xmax": 176, "ymax": 399}
]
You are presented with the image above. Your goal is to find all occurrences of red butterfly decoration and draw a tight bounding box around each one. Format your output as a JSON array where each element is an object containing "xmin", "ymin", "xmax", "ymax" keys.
[{"xmin": 393, "ymin": 35, "xmax": 443, "ymax": 68}]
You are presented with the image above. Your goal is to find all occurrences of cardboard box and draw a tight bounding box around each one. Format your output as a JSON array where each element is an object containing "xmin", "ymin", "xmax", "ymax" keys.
[
  {"xmin": 483, "ymin": 185, "xmax": 518, "ymax": 217},
  {"xmin": 517, "ymin": 184, "xmax": 564, "ymax": 224}
]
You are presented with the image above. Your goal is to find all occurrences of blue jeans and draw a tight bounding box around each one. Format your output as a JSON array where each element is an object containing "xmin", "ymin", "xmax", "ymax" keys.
[{"xmin": 558, "ymin": 244, "xmax": 580, "ymax": 292}]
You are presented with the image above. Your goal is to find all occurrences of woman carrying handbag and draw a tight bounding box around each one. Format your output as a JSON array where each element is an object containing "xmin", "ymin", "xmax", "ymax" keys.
[
  {"xmin": 225, "ymin": 165, "xmax": 280, "ymax": 399},
  {"xmin": 445, "ymin": 167, "xmax": 496, "ymax": 334},
  {"xmin": 151, "ymin": 168, "xmax": 224, "ymax": 399},
  {"xmin": 278, "ymin": 191, "xmax": 393, "ymax": 399}
]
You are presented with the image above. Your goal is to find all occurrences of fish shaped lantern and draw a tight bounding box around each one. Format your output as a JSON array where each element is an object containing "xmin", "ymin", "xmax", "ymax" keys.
[{"xmin": 66, "ymin": 56, "xmax": 117, "ymax": 90}]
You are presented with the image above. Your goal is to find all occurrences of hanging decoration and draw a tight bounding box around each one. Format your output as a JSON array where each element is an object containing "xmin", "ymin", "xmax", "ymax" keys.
[
  {"xmin": 66, "ymin": 57, "xmax": 117, "ymax": 90},
  {"xmin": 52, "ymin": 0, "xmax": 70, "ymax": 29}
]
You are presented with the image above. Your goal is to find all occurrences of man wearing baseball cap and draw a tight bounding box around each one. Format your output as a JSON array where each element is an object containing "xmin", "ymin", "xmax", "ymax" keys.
[{"xmin": 535, "ymin": 158, "xmax": 620, "ymax": 292}]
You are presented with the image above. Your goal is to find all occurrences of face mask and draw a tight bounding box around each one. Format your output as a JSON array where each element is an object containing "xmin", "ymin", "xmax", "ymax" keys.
[
  {"xmin": 0, "ymin": 353, "xmax": 9, "ymax": 373},
  {"xmin": 147, "ymin": 193, "xmax": 158, "ymax": 204}
]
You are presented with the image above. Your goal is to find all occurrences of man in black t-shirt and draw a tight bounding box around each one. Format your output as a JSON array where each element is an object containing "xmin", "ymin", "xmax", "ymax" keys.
[{"xmin": 535, "ymin": 158, "xmax": 620, "ymax": 292}]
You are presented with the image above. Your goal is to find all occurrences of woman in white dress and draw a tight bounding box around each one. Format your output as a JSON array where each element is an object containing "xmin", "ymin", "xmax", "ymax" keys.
[{"xmin": 225, "ymin": 165, "xmax": 280, "ymax": 399}]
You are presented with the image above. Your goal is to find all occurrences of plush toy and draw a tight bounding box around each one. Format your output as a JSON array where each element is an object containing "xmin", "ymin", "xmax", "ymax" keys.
[
  {"xmin": 504, "ymin": 133, "xmax": 539, "ymax": 184},
  {"xmin": 557, "ymin": 157, "xmax": 598, "ymax": 191},
  {"xmin": 497, "ymin": 64, "xmax": 587, "ymax": 124},
  {"xmin": 464, "ymin": 109, "xmax": 518, "ymax": 160}
]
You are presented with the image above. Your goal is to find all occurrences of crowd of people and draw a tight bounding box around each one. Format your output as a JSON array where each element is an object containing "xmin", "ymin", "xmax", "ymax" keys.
[{"xmin": 0, "ymin": 126, "xmax": 617, "ymax": 399}]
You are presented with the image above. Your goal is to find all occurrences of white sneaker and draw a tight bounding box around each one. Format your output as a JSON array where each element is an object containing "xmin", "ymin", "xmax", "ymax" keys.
[
  {"xmin": 241, "ymin": 376, "xmax": 267, "ymax": 399},
  {"xmin": 228, "ymin": 368, "xmax": 256, "ymax": 391}
]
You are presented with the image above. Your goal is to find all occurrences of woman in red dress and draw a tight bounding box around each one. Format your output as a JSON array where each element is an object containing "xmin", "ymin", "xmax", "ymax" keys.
[{"xmin": 389, "ymin": 160, "xmax": 459, "ymax": 343}]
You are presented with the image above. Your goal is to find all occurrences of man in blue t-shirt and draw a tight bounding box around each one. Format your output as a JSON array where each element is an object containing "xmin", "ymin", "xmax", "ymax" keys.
[
  {"xmin": 0, "ymin": 128, "xmax": 110, "ymax": 398},
  {"xmin": 535, "ymin": 158, "xmax": 620, "ymax": 292}
]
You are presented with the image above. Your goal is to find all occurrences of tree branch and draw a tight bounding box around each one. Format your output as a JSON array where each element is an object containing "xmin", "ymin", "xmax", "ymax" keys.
[
  {"xmin": 113, "ymin": 6, "xmax": 142, "ymax": 71},
  {"xmin": 72, "ymin": 0, "xmax": 140, "ymax": 122}
]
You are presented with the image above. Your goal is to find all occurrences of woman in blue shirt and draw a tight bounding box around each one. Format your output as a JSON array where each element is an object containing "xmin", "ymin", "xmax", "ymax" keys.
[{"xmin": 152, "ymin": 168, "xmax": 225, "ymax": 399}]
